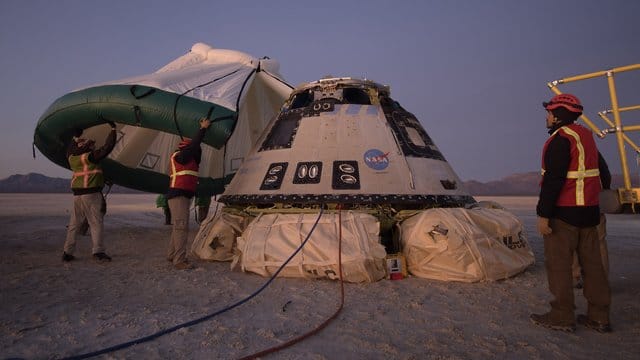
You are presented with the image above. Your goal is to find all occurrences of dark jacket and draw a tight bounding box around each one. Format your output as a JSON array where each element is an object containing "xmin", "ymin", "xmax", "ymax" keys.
[
  {"xmin": 536, "ymin": 123, "xmax": 611, "ymax": 227},
  {"xmin": 166, "ymin": 127, "xmax": 207, "ymax": 199},
  {"xmin": 66, "ymin": 130, "xmax": 117, "ymax": 195}
]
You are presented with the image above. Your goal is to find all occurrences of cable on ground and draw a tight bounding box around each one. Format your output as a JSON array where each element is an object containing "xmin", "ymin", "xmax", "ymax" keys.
[
  {"xmin": 58, "ymin": 206, "xmax": 326, "ymax": 360},
  {"xmin": 237, "ymin": 205, "xmax": 345, "ymax": 360}
]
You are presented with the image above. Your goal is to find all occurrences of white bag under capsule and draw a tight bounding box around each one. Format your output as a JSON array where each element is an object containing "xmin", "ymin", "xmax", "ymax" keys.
[
  {"xmin": 400, "ymin": 207, "xmax": 534, "ymax": 282},
  {"xmin": 192, "ymin": 212, "xmax": 252, "ymax": 261},
  {"xmin": 231, "ymin": 212, "xmax": 387, "ymax": 283}
]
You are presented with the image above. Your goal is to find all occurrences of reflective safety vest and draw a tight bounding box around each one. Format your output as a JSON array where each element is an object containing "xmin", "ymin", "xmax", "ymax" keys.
[
  {"xmin": 541, "ymin": 123, "xmax": 601, "ymax": 206},
  {"xmin": 169, "ymin": 152, "xmax": 199, "ymax": 191},
  {"xmin": 69, "ymin": 153, "xmax": 104, "ymax": 189}
]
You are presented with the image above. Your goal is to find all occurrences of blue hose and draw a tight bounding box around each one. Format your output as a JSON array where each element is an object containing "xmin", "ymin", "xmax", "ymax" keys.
[{"xmin": 59, "ymin": 206, "xmax": 325, "ymax": 360}]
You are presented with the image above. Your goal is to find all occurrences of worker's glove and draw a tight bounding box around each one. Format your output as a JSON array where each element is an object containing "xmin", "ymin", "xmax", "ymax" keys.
[{"xmin": 537, "ymin": 217, "xmax": 552, "ymax": 236}]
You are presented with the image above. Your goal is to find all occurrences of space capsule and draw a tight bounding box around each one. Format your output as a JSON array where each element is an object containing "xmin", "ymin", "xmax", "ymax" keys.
[
  {"xmin": 194, "ymin": 77, "xmax": 534, "ymax": 283},
  {"xmin": 219, "ymin": 77, "xmax": 475, "ymax": 209}
]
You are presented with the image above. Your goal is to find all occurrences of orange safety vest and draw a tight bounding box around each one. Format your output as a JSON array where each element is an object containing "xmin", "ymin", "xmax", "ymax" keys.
[
  {"xmin": 169, "ymin": 152, "xmax": 199, "ymax": 191},
  {"xmin": 69, "ymin": 153, "xmax": 104, "ymax": 189},
  {"xmin": 541, "ymin": 123, "xmax": 601, "ymax": 206}
]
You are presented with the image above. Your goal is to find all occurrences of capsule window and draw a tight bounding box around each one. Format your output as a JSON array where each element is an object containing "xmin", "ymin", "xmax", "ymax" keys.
[
  {"xmin": 290, "ymin": 90, "xmax": 313, "ymax": 109},
  {"xmin": 259, "ymin": 112, "xmax": 301, "ymax": 151},
  {"xmin": 342, "ymin": 87, "xmax": 371, "ymax": 105},
  {"xmin": 404, "ymin": 126, "xmax": 426, "ymax": 147}
]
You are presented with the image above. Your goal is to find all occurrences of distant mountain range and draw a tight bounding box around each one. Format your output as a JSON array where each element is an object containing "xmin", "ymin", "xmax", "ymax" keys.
[
  {"xmin": 0, "ymin": 172, "xmax": 637, "ymax": 195},
  {"xmin": 0, "ymin": 173, "xmax": 144, "ymax": 194},
  {"xmin": 464, "ymin": 172, "xmax": 638, "ymax": 196}
]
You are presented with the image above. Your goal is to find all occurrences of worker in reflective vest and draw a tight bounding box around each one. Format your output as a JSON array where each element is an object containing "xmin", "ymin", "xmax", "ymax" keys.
[
  {"xmin": 165, "ymin": 118, "xmax": 211, "ymax": 270},
  {"xmin": 63, "ymin": 119, "xmax": 118, "ymax": 263},
  {"xmin": 531, "ymin": 94, "xmax": 612, "ymax": 333},
  {"xmin": 540, "ymin": 124, "xmax": 601, "ymax": 206}
]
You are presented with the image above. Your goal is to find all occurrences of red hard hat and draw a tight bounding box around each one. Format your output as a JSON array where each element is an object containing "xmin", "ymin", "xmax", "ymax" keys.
[
  {"xmin": 543, "ymin": 94, "xmax": 583, "ymax": 113},
  {"xmin": 178, "ymin": 139, "xmax": 192, "ymax": 149}
]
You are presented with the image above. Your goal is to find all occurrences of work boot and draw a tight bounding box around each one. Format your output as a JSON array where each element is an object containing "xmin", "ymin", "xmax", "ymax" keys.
[
  {"xmin": 530, "ymin": 312, "xmax": 576, "ymax": 332},
  {"xmin": 62, "ymin": 252, "xmax": 75, "ymax": 262},
  {"xmin": 93, "ymin": 252, "xmax": 112, "ymax": 262},
  {"xmin": 577, "ymin": 314, "xmax": 612, "ymax": 333}
]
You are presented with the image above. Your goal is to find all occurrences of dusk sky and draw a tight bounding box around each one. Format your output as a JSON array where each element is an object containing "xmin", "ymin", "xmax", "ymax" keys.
[{"xmin": 1, "ymin": 0, "xmax": 639, "ymax": 182}]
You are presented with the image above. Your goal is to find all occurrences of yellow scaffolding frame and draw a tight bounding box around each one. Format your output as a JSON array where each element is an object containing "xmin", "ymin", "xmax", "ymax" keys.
[{"xmin": 547, "ymin": 63, "xmax": 640, "ymax": 211}]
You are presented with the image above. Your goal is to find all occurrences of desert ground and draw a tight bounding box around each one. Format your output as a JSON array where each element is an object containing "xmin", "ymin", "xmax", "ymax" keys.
[{"xmin": 1, "ymin": 193, "xmax": 639, "ymax": 360}]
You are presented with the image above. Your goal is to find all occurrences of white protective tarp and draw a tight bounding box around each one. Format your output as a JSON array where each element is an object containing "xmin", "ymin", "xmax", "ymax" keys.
[
  {"xmin": 100, "ymin": 42, "xmax": 292, "ymax": 181},
  {"xmin": 400, "ymin": 207, "xmax": 534, "ymax": 282},
  {"xmin": 192, "ymin": 211, "xmax": 252, "ymax": 261},
  {"xmin": 230, "ymin": 212, "xmax": 387, "ymax": 283}
]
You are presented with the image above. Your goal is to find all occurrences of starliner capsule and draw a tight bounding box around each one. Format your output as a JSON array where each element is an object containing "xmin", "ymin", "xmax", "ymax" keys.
[
  {"xmin": 194, "ymin": 77, "xmax": 534, "ymax": 283},
  {"xmin": 220, "ymin": 77, "xmax": 474, "ymax": 209}
]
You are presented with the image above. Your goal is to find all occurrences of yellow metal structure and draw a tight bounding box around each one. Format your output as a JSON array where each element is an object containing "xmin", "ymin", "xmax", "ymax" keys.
[{"xmin": 547, "ymin": 64, "xmax": 640, "ymax": 212}]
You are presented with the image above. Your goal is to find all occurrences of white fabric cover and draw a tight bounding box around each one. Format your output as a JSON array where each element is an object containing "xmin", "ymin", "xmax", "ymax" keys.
[
  {"xmin": 231, "ymin": 212, "xmax": 387, "ymax": 283},
  {"xmin": 400, "ymin": 208, "xmax": 534, "ymax": 282},
  {"xmin": 192, "ymin": 212, "xmax": 252, "ymax": 261},
  {"xmin": 97, "ymin": 42, "xmax": 292, "ymax": 180}
]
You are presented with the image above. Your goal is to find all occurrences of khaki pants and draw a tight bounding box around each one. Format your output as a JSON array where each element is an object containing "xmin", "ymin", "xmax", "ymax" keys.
[
  {"xmin": 544, "ymin": 218, "xmax": 611, "ymax": 323},
  {"xmin": 167, "ymin": 196, "xmax": 191, "ymax": 264},
  {"xmin": 64, "ymin": 192, "xmax": 106, "ymax": 255},
  {"xmin": 572, "ymin": 214, "xmax": 608, "ymax": 279}
]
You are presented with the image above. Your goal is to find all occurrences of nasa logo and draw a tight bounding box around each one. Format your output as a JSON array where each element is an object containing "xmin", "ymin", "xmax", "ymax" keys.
[{"xmin": 364, "ymin": 149, "xmax": 389, "ymax": 171}]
